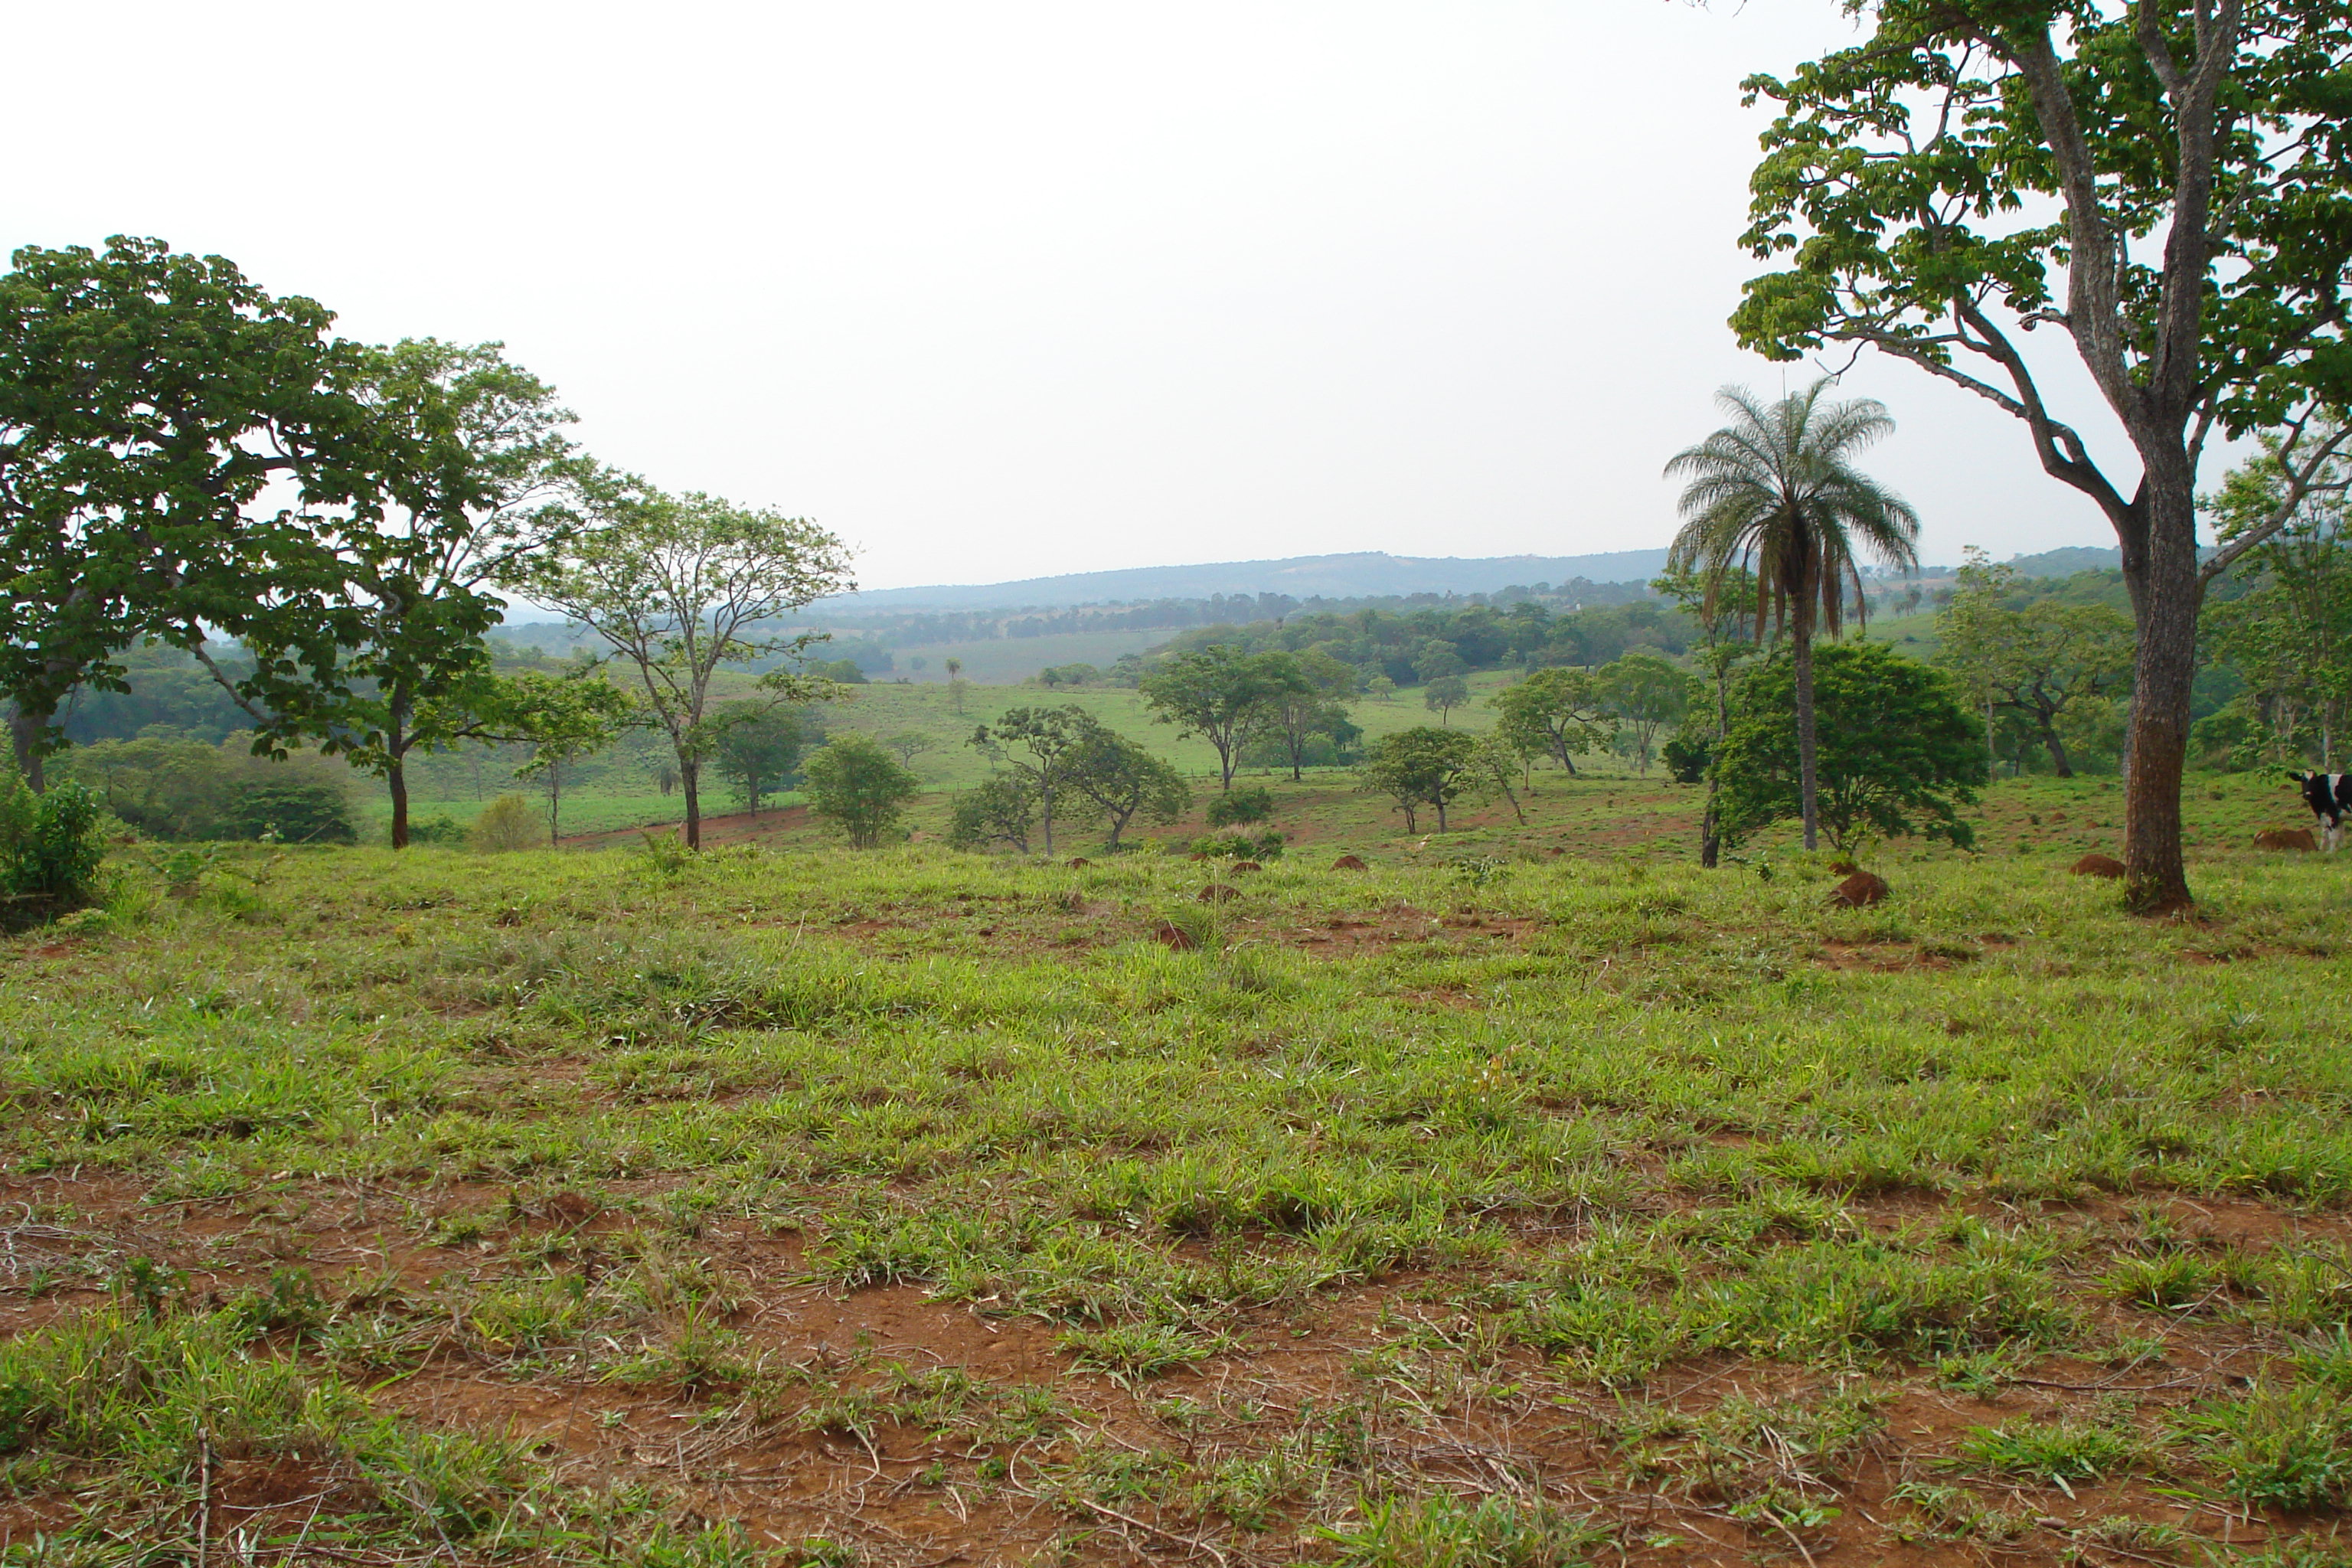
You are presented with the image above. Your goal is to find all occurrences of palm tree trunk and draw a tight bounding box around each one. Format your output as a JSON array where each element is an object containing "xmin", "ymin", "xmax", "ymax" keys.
[{"xmin": 1792, "ymin": 608, "xmax": 1821, "ymax": 854}]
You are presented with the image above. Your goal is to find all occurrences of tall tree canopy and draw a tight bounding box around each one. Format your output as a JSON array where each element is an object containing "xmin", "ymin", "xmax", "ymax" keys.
[
  {"xmin": 0, "ymin": 237, "xmax": 371, "ymax": 787},
  {"xmin": 1733, "ymin": 2, "xmax": 2352, "ymax": 907},
  {"xmin": 212, "ymin": 338, "xmax": 585, "ymax": 847}
]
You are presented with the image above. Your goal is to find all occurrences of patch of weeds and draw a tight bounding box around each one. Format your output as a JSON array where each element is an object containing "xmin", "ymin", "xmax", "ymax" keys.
[
  {"xmin": 1318, "ymin": 1491, "xmax": 1612, "ymax": 1566},
  {"xmin": 2181, "ymin": 1379, "xmax": 2352, "ymax": 1512},
  {"xmin": 1887, "ymin": 1480, "xmax": 2030, "ymax": 1543},
  {"xmin": 1058, "ymin": 1320, "xmax": 1233, "ymax": 1380},
  {"xmin": 1957, "ymin": 1413, "xmax": 2140, "ymax": 1494},
  {"xmin": 1611, "ymin": 1382, "xmax": 1886, "ymax": 1505},
  {"xmin": 2105, "ymin": 1250, "xmax": 2223, "ymax": 1312},
  {"xmin": 2077, "ymin": 1514, "xmax": 2184, "ymax": 1553}
]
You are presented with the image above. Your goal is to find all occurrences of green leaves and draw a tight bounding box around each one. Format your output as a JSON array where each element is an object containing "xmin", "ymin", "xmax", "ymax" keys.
[{"xmin": 1715, "ymin": 642, "xmax": 1988, "ymax": 853}]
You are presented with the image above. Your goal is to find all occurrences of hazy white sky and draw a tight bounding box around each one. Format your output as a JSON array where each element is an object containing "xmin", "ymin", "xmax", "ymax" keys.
[{"xmin": 9, "ymin": 2, "xmax": 2172, "ymax": 590}]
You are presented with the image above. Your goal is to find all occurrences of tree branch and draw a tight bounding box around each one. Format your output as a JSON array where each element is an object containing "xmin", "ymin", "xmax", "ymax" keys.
[{"xmin": 2200, "ymin": 419, "xmax": 2352, "ymax": 583}]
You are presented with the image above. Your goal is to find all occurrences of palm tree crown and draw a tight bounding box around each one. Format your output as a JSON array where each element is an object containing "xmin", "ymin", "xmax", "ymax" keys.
[
  {"xmin": 1664, "ymin": 379, "xmax": 1920, "ymax": 851},
  {"xmin": 1664, "ymin": 380, "xmax": 1919, "ymax": 639}
]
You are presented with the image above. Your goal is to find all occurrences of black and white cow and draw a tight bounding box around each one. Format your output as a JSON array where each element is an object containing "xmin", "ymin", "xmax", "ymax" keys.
[{"xmin": 2295, "ymin": 772, "xmax": 2352, "ymax": 851}]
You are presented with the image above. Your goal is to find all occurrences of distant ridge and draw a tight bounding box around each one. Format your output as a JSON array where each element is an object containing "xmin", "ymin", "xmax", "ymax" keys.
[
  {"xmin": 2007, "ymin": 545, "xmax": 2122, "ymax": 577},
  {"xmin": 825, "ymin": 549, "xmax": 1674, "ymax": 613}
]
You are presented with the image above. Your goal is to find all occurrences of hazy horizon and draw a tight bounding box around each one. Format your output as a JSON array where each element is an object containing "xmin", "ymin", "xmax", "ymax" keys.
[{"xmin": 6, "ymin": 3, "xmax": 2195, "ymax": 591}]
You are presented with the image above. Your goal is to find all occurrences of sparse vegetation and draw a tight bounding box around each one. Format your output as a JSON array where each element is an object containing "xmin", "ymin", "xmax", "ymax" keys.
[{"xmin": 3, "ymin": 786, "xmax": 2347, "ymax": 1558}]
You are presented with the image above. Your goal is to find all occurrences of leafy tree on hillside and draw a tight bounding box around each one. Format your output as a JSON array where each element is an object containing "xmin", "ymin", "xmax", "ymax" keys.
[
  {"xmin": 1665, "ymin": 381, "xmax": 1919, "ymax": 850},
  {"xmin": 948, "ymin": 774, "xmax": 1036, "ymax": 854},
  {"xmin": 802, "ymin": 733, "xmax": 920, "ymax": 848},
  {"xmin": 1413, "ymin": 641, "xmax": 1468, "ymax": 682},
  {"xmin": 1731, "ymin": 6, "xmax": 2352, "ymax": 909},
  {"xmin": 1714, "ymin": 642, "xmax": 1986, "ymax": 855},
  {"xmin": 1937, "ymin": 550, "xmax": 2134, "ymax": 778},
  {"xmin": 1596, "ymin": 652, "xmax": 1697, "ymax": 776},
  {"xmin": 487, "ymin": 668, "xmax": 637, "ymax": 842},
  {"xmin": 1253, "ymin": 650, "xmax": 1361, "ymax": 779},
  {"xmin": 884, "ymin": 731, "xmax": 939, "ymax": 770},
  {"xmin": 1491, "ymin": 667, "xmax": 1609, "ymax": 776},
  {"xmin": 1140, "ymin": 646, "xmax": 1312, "ymax": 791},
  {"xmin": 1466, "ymin": 734, "xmax": 1530, "ymax": 825},
  {"xmin": 711, "ymin": 707, "xmax": 809, "ymax": 818},
  {"xmin": 1423, "ymin": 675, "xmax": 1471, "ymax": 724},
  {"xmin": 969, "ymin": 705, "xmax": 1093, "ymax": 855},
  {"xmin": 1361, "ymin": 726, "xmax": 1478, "ymax": 833},
  {"xmin": 517, "ymin": 485, "xmax": 853, "ymax": 849},
  {"xmin": 1064, "ymin": 724, "xmax": 1190, "ymax": 849},
  {"xmin": 0, "ymin": 237, "xmax": 370, "ymax": 790}
]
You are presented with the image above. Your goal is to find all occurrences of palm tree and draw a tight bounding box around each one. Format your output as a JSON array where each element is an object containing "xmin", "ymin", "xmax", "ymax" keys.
[{"xmin": 1664, "ymin": 380, "xmax": 1920, "ymax": 851}]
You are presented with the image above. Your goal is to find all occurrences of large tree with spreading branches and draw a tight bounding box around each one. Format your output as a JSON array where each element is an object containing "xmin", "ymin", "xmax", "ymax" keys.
[{"xmin": 1733, "ymin": 2, "xmax": 2352, "ymax": 909}]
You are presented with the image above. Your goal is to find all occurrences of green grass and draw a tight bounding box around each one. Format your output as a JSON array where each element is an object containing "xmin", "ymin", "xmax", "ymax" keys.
[{"xmin": 4, "ymin": 792, "xmax": 2352, "ymax": 1558}]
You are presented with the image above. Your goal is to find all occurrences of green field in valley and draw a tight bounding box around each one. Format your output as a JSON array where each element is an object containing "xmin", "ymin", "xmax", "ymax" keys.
[
  {"xmin": 3, "ymin": 774, "xmax": 2350, "ymax": 1563},
  {"xmin": 374, "ymin": 675, "xmax": 1520, "ymax": 840}
]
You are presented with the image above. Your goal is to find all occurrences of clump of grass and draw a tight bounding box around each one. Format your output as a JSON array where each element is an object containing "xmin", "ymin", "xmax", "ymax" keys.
[
  {"xmin": 1887, "ymin": 1480, "xmax": 2030, "ymax": 1543},
  {"xmin": 1058, "ymin": 1320, "xmax": 1234, "ymax": 1380},
  {"xmin": 1318, "ymin": 1491, "xmax": 1613, "ymax": 1566},
  {"xmin": 1958, "ymin": 1414, "xmax": 2141, "ymax": 1494},
  {"xmin": 2181, "ymin": 1379, "xmax": 2352, "ymax": 1512}
]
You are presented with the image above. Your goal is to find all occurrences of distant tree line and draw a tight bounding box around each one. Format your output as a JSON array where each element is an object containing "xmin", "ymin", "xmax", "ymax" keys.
[{"xmin": 803, "ymin": 577, "xmax": 1658, "ymax": 656}]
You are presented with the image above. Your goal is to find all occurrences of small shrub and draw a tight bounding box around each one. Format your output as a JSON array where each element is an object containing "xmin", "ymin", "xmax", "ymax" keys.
[
  {"xmin": 1195, "ymin": 830, "xmax": 1284, "ymax": 861},
  {"xmin": 0, "ymin": 777, "xmax": 106, "ymax": 926},
  {"xmin": 1206, "ymin": 786, "xmax": 1275, "ymax": 828},
  {"xmin": 469, "ymin": 795, "xmax": 544, "ymax": 853},
  {"xmin": 407, "ymin": 813, "xmax": 468, "ymax": 846}
]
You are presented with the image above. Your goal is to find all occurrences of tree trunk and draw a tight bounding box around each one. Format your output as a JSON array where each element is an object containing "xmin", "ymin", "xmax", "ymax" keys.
[
  {"xmin": 1791, "ymin": 617, "xmax": 1821, "ymax": 854},
  {"xmin": 387, "ymin": 756, "xmax": 411, "ymax": 849},
  {"xmin": 2040, "ymin": 717, "xmax": 2074, "ymax": 779},
  {"xmin": 1040, "ymin": 779, "xmax": 1054, "ymax": 856},
  {"xmin": 547, "ymin": 757, "xmax": 563, "ymax": 845},
  {"xmin": 2116, "ymin": 471, "xmax": 2201, "ymax": 914},
  {"xmin": 7, "ymin": 705, "xmax": 51, "ymax": 792},
  {"xmin": 681, "ymin": 757, "xmax": 703, "ymax": 850}
]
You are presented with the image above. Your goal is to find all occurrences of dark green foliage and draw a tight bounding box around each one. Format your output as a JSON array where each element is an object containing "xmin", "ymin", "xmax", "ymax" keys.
[
  {"xmin": 1140, "ymin": 646, "xmax": 1315, "ymax": 791},
  {"xmin": 1205, "ymin": 786, "xmax": 1273, "ymax": 828},
  {"xmin": 1063, "ymin": 725, "xmax": 1190, "ymax": 848},
  {"xmin": 1715, "ymin": 642, "xmax": 1986, "ymax": 853},
  {"xmin": 712, "ymin": 708, "xmax": 811, "ymax": 815},
  {"xmin": 218, "ymin": 779, "xmax": 358, "ymax": 844},
  {"xmin": 1662, "ymin": 727, "xmax": 1711, "ymax": 784},
  {"xmin": 802, "ymin": 733, "xmax": 920, "ymax": 848},
  {"xmin": 1361, "ymin": 726, "xmax": 1478, "ymax": 833},
  {"xmin": 947, "ymin": 774, "xmax": 1037, "ymax": 854},
  {"xmin": 1195, "ymin": 830, "xmax": 1284, "ymax": 861},
  {"xmin": 0, "ymin": 777, "xmax": 104, "ymax": 918},
  {"xmin": 53, "ymin": 737, "xmax": 351, "ymax": 842},
  {"xmin": 0, "ymin": 237, "xmax": 370, "ymax": 792}
]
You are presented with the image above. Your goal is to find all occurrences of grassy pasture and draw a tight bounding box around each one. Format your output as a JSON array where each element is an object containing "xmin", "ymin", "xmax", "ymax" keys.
[{"xmin": 2, "ymin": 790, "xmax": 2350, "ymax": 1563}]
